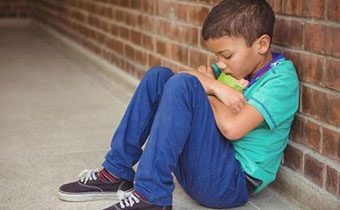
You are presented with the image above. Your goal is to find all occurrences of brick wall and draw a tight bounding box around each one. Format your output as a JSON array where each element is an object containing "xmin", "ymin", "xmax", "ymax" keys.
[
  {"xmin": 0, "ymin": 0, "xmax": 32, "ymax": 19},
  {"xmin": 30, "ymin": 0, "xmax": 340, "ymax": 199}
]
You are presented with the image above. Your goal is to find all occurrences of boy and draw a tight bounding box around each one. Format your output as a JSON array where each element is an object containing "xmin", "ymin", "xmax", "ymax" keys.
[{"xmin": 58, "ymin": 0, "xmax": 299, "ymax": 209}]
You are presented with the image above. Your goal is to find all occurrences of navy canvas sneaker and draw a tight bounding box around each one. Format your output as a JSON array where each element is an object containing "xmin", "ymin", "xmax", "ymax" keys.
[{"xmin": 58, "ymin": 168, "xmax": 133, "ymax": 202}]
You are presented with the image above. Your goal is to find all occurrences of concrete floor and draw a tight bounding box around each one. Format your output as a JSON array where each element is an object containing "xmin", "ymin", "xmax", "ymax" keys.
[{"xmin": 0, "ymin": 25, "xmax": 301, "ymax": 210}]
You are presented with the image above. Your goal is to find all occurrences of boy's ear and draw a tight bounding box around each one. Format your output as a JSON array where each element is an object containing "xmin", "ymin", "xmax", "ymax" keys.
[{"xmin": 254, "ymin": 35, "xmax": 271, "ymax": 54}]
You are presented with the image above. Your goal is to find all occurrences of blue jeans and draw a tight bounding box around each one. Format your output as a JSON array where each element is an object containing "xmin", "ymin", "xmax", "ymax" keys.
[{"xmin": 102, "ymin": 66, "xmax": 248, "ymax": 208}]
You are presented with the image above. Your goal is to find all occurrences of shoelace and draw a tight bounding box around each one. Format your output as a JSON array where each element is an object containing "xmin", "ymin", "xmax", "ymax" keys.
[
  {"xmin": 117, "ymin": 190, "xmax": 140, "ymax": 208},
  {"xmin": 78, "ymin": 168, "xmax": 99, "ymax": 184}
]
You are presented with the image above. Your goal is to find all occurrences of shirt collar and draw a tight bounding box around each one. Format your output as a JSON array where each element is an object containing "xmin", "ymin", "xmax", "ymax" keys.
[{"xmin": 246, "ymin": 52, "xmax": 285, "ymax": 88}]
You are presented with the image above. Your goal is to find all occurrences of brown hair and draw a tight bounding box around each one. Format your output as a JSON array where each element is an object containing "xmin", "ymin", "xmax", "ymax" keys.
[{"xmin": 202, "ymin": 0, "xmax": 275, "ymax": 46}]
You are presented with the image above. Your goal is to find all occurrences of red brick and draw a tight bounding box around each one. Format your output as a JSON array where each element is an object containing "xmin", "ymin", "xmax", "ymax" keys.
[
  {"xmin": 114, "ymin": 9, "xmax": 125, "ymax": 22},
  {"xmin": 154, "ymin": 1, "xmax": 169, "ymax": 18},
  {"xmin": 325, "ymin": 27, "xmax": 340, "ymax": 58},
  {"xmin": 303, "ymin": 0, "xmax": 325, "ymax": 18},
  {"xmin": 322, "ymin": 127, "xmax": 340, "ymax": 161},
  {"xmin": 141, "ymin": 0, "xmax": 155, "ymax": 14},
  {"xmin": 70, "ymin": 10, "xmax": 85, "ymax": 23},
  {"xmin": 100, "ymin": 19, "xmax": 110, "ymax": 33},
  {"xmin": 125, "ymin": 12, "xmax": 137, "ymax": 27},
  {"xmin": 324, "ymin": 59, "xmax": 340, "ymax": 92},
  {"xmin": 284, "ymin": 0, "xmax": 303, "ymax": 15},
  {"xmin": 178, "ymin": 4, "xmax": 190, "ymax": 22},
  {"xmin": 148, "ymin": 54, "xmax": 162, "ymax": 66},
  {"xmin": 135, "ymin": 14, "xmax": 144, "ymax": 30},
  {"xmin": 304, "ymin": 154, "xmax": 324, "ymax": 187},
  {"xmin": 141, "ymin": 34, "xmax": 154, "ymax": 51},
  {"xmin": 326, "ymin": 166, "xmax": 339, "ymax": 195},
  {"xmin": 94, "ymin": 31, "xmax": 106, "ymax": 44},
  {"xmin": 305, "ymin": 120, "xmax": 321, "ymax": 152},
  {"xmin": 266, "ymin": 0, "xmax": 282, "ymax": 13},
  {"xmin": 162, "ymin": 60, "xmax": 190, "ymax": 72},
  {"xmin": 102, "ymin": 5, "xmax": 113, "ymax": 19},
  {"xmin": 298, "ymin": 54, "xmax": 325, "ymax": 86},
  {"xmin": 273, "ymin": 19, "xmax": 303, "ymax": 48},
  {"xmin": 283, "ymin": 144, "xmax": 303, "ymax": 172},
  {"xmin": 155, "ymin": 39, "xmax": 170, "ymax": 57},
  {"xmin": 164, "ymin": 21, "xmax": 186, "ymax": 43},
  {"xmin": 170, "ymin": 44, "xmax": 189, "ymax": 65},
  {"xmin": 119, "ymin": 0, "xmax": 130, "ymax": 8},
  {"xmin": 88, "ymin": 14, "xmax": 100, "ymax": 28},
  {"xmin": 301, "ymin": 85, "xmax": 340, "ymax": 127},
  {"xmin": 131, "ymin": 30, "xmax": 142, "ymax": 45},
  {"xmin": 110, "ymin": 22, "xmax": 119, "ymax": 37},
  {"xmin": 130, "ymin": 0, "xmax": 142, "ymax": 10},
  {"xmin": 304, "ymin": 24, "xmax": 340, "ymax": 58},
  {"xmin": 188, "ymin": 5, "xmax": 210, "ymax": 25},
  {"xmin": 107, "ymin": 37, "xmax": 123, "ymax": 54},
  {"xmin": 119, "ymin": 26, "xmax": 130, "ymax": 41},
  {"xmin": 189, "ymin": 48, "xmax": 209, "ymax": 69},
  {"xmin": 168, "ymin": 2, "xmax": 181, "ymax": 21},
  {"xmin": 124, "ymin": 44, "xmax": 135, "ymax": 60},
  {"xmin": 148, "ymin": 18, "xmax": 161, "ymax": 34},
  {"xmin": 328, "ymin": 0, "xmax": 340, "ymax": 22},
  {"xmin": 135, "ymin": 49, "xmax": 148, "ymax": 66},
  {"xmin": 290, "ymin": 115, "xmax": 306, "ymax": 145},
  {"xmin": 285, "ymin": 51, "xmax": 325, "ymax": 86},
  {"xmin": 126, "ymin": 62, "xmax": 136, "ymax": 75},
  {"xmin": 138, "ymin": 15, "xmax": 148, "ymax": 31},
  {"xmin": 304, "ymin": 23, "xmax": 327, "ymax": 53},
  {"xmin": 185, "ymin": 26, "xmax": 199, "ymax": 46}
]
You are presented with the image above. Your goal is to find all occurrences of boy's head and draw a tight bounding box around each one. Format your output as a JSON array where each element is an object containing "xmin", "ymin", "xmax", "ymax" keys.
[
  {"xmin": 202, "ymin": 0, "xmax": 275, "ymax": 79},
  {"xmin": 202, "ymin": 0, "xmax": 275, "ymax": 47}
]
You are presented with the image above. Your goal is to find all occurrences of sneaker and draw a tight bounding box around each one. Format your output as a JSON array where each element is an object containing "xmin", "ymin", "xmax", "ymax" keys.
[
  {"xmin": 58, "ymin": 168, "xmax": 133, "ymax": 202},
  {"xmin": 103, "ymin": 190, "xmax": 172, "ymax": 210}
]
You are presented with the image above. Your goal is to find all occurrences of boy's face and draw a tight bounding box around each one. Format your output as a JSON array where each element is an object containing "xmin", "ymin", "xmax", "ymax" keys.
[{"xmin": 205, "ymin": 36, "xmax": 262, "ymax": 80}]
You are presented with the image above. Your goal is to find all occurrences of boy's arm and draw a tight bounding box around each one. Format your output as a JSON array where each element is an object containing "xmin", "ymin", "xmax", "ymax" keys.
[
  {"xmin": 208, "ymin": 96, "xmax": 264, "ymax": 140},
  {"xmin": 180, "ymin": 70, "xmax": 263, "ymax": 139},
  {"xmin": 180, "ymin": 70, "xmax": 247, "ymax": 113}
]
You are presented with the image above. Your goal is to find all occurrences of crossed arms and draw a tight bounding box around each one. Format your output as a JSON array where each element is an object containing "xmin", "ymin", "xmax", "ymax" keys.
[{"xmin": 179, "ymin": 66, "xmax": 264, "ymax": 140}]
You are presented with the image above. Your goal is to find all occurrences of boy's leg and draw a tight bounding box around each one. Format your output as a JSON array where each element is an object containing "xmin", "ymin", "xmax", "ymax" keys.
[
  {"xmin": 102, "ymin": 66, "xmax": 174, "ymax": 182},
  {"xmin": 58, "ymin": 66, "xmax": 174, "ymax": 202},
  {"xmin": 131, "ymin": 73, "xmax": 248, "ymax": 208}
]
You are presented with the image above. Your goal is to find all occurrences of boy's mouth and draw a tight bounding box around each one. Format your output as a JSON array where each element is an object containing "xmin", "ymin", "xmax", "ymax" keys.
[{"xmin": 223, "ymin": 68, "xmax": 237, "ymax": 78}]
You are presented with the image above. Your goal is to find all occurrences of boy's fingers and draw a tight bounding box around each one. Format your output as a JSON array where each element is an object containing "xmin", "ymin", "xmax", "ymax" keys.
[{"xmin": 217, "ymin": 62, "xmax": 227, "ymax": 70}]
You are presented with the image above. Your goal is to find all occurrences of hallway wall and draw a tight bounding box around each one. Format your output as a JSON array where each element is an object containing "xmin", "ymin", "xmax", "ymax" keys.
[{"xmin": 0, "ymin": 0, "xmax": 33, "ymax": 19}]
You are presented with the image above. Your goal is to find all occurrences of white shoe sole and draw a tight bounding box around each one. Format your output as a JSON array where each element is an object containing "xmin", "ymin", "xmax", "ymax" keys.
[{"xmin": 58, "ymin": 190, "xmax": 131, "ymax": 202}]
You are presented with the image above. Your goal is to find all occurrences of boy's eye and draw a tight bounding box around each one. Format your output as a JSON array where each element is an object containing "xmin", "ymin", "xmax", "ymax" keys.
[{"xmin": 222, "ymin": 55, "xmax": 232, "ymax": 59}]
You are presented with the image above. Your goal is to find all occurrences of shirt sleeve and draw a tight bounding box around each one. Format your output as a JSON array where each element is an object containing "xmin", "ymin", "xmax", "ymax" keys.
[{"xmin": 247, "ymin": 71, "xmax": 299, "ymax": 130}]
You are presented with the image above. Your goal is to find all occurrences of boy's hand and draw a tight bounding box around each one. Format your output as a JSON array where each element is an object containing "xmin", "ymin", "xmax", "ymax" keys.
[
  {"xmin": 178, "ymin": 70, "xmax": 215, "ymax": 94},
  {"xmin": 214, "ymin": 86, "xmax": 247, "ymax": 113},
  {"xmin": 195, "ymin": 65, "xmax": 215, "ymax": 79}
]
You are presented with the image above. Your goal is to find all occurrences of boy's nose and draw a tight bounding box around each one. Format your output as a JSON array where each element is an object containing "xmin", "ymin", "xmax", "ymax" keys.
[
  {"xmin": 216, "ymin": 61, "xmax": 232, "ymax": 74},
  {"xmin": 216, "ymin": 61, "xmax": 226, "ymax": 69}
]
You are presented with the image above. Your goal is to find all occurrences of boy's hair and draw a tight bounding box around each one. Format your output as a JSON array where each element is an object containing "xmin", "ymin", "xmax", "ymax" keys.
[{"xmin": 202, "ymin": 0, "xmax": 275, "ymax": 47}]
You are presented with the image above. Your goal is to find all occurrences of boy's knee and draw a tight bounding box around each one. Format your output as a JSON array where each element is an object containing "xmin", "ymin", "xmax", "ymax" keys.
[
  {"xmin": 164, "ymin": 73, "xmax": 201, "ymax": 93},
  {"xmin": 145, "ymin": 66, "xmax": 174, "ymax": 80}
]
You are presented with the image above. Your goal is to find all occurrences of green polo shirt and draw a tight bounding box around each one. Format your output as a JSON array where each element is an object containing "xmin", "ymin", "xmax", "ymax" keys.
[{"xmin": 231, "ymin": 56, "xmax": 299, "ymax": 194}]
